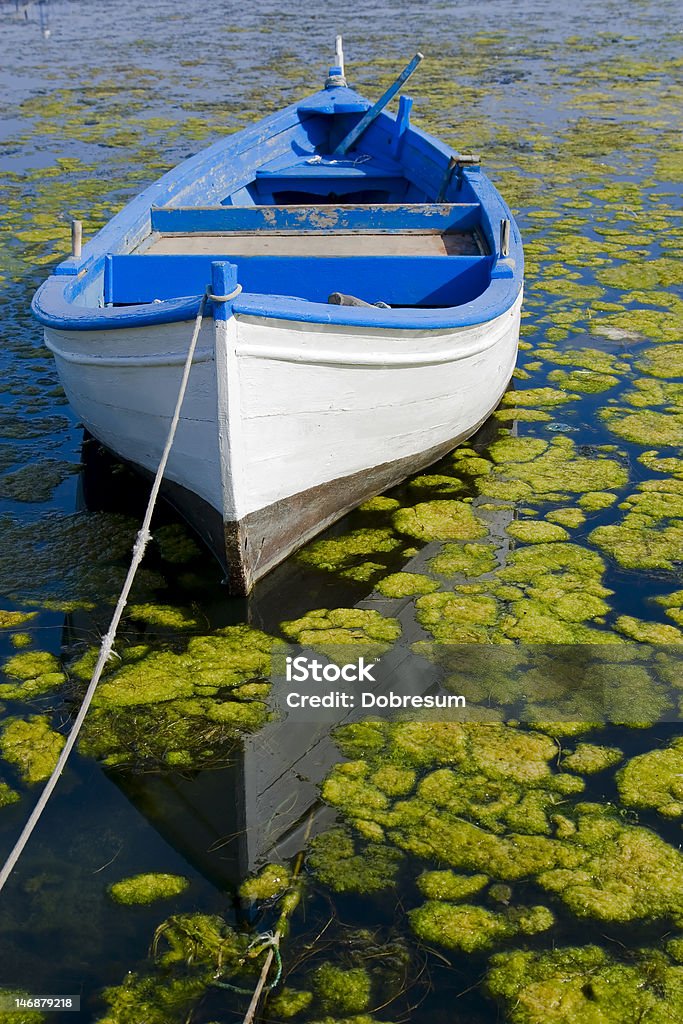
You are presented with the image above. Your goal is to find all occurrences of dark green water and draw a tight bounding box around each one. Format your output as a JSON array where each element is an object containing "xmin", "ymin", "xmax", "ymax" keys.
[{"xmin": 0, "ymin": 1, "xmax": 682, "ymax": 1021}]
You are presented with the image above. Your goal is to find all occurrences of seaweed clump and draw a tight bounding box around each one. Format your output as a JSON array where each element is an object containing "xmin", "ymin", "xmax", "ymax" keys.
[
  {"xmin": 617, "ymin": 737, "xmax": 683, "ymax": 818},
  {"xmin": 108, "ymin": 874, "xmax": 189, "ymax": 906},
  {"xmin": 486, "ymin": 945, "xmax": 683, "ymax": 1023},
  {"xmin": 72, "ymin": 625, "xmax": 279, "ymax": 770},
  {"xmin": 315, "ymin": 721, "xmax": 683, "ymax": 944},
  {"xmin": 96, "ymin": 913, "xmax": 249, "ymax": 1024},
  {"xmin": 0, "ymin": 716, "xmax": 65, "ymax": 784},
  {"xmin": 0, "ymin": 651, "xmax": 65, "ymax": 700}
]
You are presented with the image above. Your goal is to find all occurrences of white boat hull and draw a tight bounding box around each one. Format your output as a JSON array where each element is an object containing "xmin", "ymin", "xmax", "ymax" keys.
[{"xmin": 45, "ymin": 291, "xmax": 521, "ymax": 592}]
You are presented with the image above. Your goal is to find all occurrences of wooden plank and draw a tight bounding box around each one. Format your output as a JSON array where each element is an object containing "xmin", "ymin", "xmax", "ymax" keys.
[
  {"xmin": 150, "ymin": 203, "xmax": 481, "ymax": 235},
  {"xmin": 145, "ymin": 232, "xmax": 481, "ymax": 258}
]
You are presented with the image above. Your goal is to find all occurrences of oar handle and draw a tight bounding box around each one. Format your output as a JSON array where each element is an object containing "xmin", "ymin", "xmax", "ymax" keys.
[{"xmin": 332, "ymin": 52, "xmax": 424, "ymax": 156}]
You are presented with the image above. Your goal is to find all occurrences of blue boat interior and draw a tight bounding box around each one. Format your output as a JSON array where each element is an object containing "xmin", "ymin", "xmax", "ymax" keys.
[{"xmin": 34, "ymin": 75, "xmax": 523, "ymax": 330}]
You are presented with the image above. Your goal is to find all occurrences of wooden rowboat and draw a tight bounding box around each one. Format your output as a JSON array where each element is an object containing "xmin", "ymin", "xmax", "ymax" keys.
[{"xmin": 32, "ymin": 47, "xmax": 523, "ymax": 595}]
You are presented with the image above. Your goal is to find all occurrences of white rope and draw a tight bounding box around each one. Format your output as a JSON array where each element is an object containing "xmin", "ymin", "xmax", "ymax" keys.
[{"xmin": 0, "ymin": 290, "xmax": 210, "ymax": 896}]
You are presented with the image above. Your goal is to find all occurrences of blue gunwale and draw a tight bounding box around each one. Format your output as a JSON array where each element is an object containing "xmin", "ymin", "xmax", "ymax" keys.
[{"xmin": 31, "ymin": 82, "xmax": 523, "ymax": 334}]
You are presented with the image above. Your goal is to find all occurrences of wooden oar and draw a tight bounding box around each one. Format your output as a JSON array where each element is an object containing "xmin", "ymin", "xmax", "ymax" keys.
[{"xmin": 332, "ymin": 52, "xmax": 424, "ymax": 156}]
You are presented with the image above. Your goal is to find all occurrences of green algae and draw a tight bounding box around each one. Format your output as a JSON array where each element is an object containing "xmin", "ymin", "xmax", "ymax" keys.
[
  {"xmin": 152, "ymin": 523, "xmax": 202, "ymax": 565},
  {"xmin": 617, "ymin": 738, "xmax": 683, "ymax": 818},
  {"xmin": 96, "ymin": 913, "xmax": 248, "ymax": 1024},
  {"xmin": 545, "ymin": 508, "xmax": 586, "ymax": 528},
  {"xmin": 10, "ymin": 633, "xmax": 32, "ymax": 649},
  {"xmin": 615, "ymin": 616, "xmax": 683, "ymax": 644},
  {"xmin": 0, "ymin": 781, "xmax": 20, "ymax": 808},
  {"xmin": 428, "ymin": 542, "xmax": 497, "ymax": 578},
  {"xmin": 375, "ymin": 572, "xmax": 439, "ymax": 598},
  {"xmin": 590, "ymin": 480, "xmax": 683, "ymax": 571},
  {"xmin": 281, "ymin": 608, "xmax": 400, "ymax": 652},
  {"xmin": 266, "ymin": 988, "xmax": 314, "ymax": 1018},
  {"xmin": 0, "ymin": 650, "xmax": 65, "ymax": 699},
  {"xmin": 0, "ymin": 610, "xmax": 37, "ymax": 629},
  {"xmin": 416, "ymin": 870, "xmax": 488, "ymax": 902},
  {"xmin": 577, "ymin": 490, "xmax": 618, "ymax": 511},
  {"xmin": 547, "ymin": 369, "xmax": 619, "ymax": 393},
  {"xmin": 415, "ymin": 591, "xmax": 498, "ymax": 643},
  {"xmin": 478, "ymin": 436, "xmax": 627, "ymax": 505},
  {"xmin": 410, "ymin": 901, "xmax": 553, "ymax": 953},
  {"xmin": 313, "ymin": 964, "xmax": 371, "ymax": 1014},
  {"xmin": 125, "ymin": 604, "xmax": 200, "ymax": 631},
  {"xmin": 486, "ymin": 945, "xmax": 683, "ymax": 1024},
  {"xmin": 507, "ymin": 521, "xmax": 569, "ymax": 543},
  {"xmin": 297, "ymin": 527, "xmax": 402, "ymax": 582},
  {"xmin": 562, "ymin": 743, "xmax": 622, "ymax": 774},
  {"xmin": 0, "ymin": 716, "xmax": 64, "ymax": 784},
  {"xmin": 392, "ymin": 500, "xmax": 488, "ymax": 542},
  {"xmin": 0, "ymin": 460, "xmax": 77, "ymax": 503},
  {"xmin": 239, "ymin": 863, "xmax": 291, "ymax": 901},
  {"xmin": 71, "ymin": 625, "xmax": 279, "ymax": 769},
  {"xmin": 500, "ymin": 387, "xmax": 580, "ymax": 408},
  {"xmin": 0, "ymin": 991, "xmax": 45, "ymax": 1024},
  {"xmin": 638, "ymin": 451, "xmax": 683, "ymax": 478},
  {"xmin": 636, "ymin": 343, "xmax": 683, "ymax": 380},
  {"xmin": 601, "ymin": 406, "xmax": 683, "ymax": 447},
  {"xmin": 108, "ymin": 874, "xmax": 189, "ymax": 906},
  {"xmin": 307, "ymin": 828, "xmax": 401, "ymax": 894}
]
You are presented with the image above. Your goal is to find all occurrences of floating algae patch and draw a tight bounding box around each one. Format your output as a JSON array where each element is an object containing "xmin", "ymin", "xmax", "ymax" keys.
[
  {"xmin": 393, "ymin": 500, "xmax": 488, "ymax": 542},
  {"xmin": 499, "ymin": 387, "xmax": 580, "ymax": 408},
  {"xmin": 0, "ymin": 650, "xmax": 65, "ymax": 699},
  {"xmin": 617, "ymin": 738, "xmax": 683, "ymax": 819},
  {"xmin": 486, "ymin": 945, "xmax": 683, "ymax": 1024},
  {"xmin": 73, "ymin": 625, "xmax": 279, "ymax": 769},
  {"xmin": 428, "ymin": 542, "xmax": 497, "ymax": 578},
  {"xmin": 0, "ymin": 460, "xmax": 78, "ymax": 503},
  {"xmin": 0, "ymin": 781, "xmax": 20, "ymax": 808},
  {"xmin": 590, "ymin": 480, "xmax": 683, "ymax": 571},
  {"xmin": 562, "ymin": 743, "xmax": 622, "ymax": 775},
  {"xmin": 307, "ymin": 828, "xmax": 402, "ymax": 894},
  {"xmin": 152, "ymin": 523, "xmax": 202, "ymax": 565},
  {"xmin": 545, "ymin": 508, "xmax": 586, "ymax": 528},
  {"xmin": 410, "ymin": 901, "xmax": 554, "ymax": 953},
  {"xmin": 615, "ymin": 615, "xmax": 683, "ymax": 644},
  {"xmin": 540, "ymin": 348, "xmax": 631, "ymax": 375},
  {"xmin": 0, "ymin": 512, "xmax": 165, "ymax": 610},
  {"xmin": 636, "ymin": 342, "xmax": 683, "ymax": 380},
  {"xmin": 281, "ymin": 609, "xmax": 401, "ymax": 657},
  {"xmin": 96, "ymin": 913, "xmax": 249, "ymax": 1024},
  {"xmin": 416, "ymin": 870, "xmax": 488, "ymax": 902},
  {"xmin": 415, "ymin": 592, "xmax": 498, "ymax": 643},
  {"xmin": 601, "ymin": 406, "xmax": 683, "ymax": 447},
  {"xmin": 547, "ymin": 368, "xmax": 620, "ymax": 393},
  {"xmin": 577, "ymin": 490, "xmax": 618, "ymax": 511},
  {"xmin": 0, "ymin": 716, "xmax": 65, "ymax": 784},
  {"xmin": 506, "ymin": 521, "xmax": 569, "ymax": 543},
  {"xmin": 478, "ymin": 436, "xmax": 627, "ymax": 504},
  {"xmin": 375, "ymin": 572, "xmax": 439, "ymax": 598},
  {"xmin": 108, "ymin": 874, "xmax": 189, "ymax": 906},
  {"xmin": 297, "ymin": 527, "xmax": 403, "ymax": 583},
  {"xmin": 638, "ymin": 451, "xmax": 683, "ymax": 478},
  {"xmin": 125, "ymin": 604, "xmax": 201, "ymax": 631},
  {"xmin": 495, "ymin": 543, "xmax": 613, "ymax": 643},
  {"xmin": 316, "ymin": 719, "xmax": 683, "ymax": 948},
  {"xmin": 0, "ymin": 610, "xmax": 37, "ymax": 629},
  {"xmin": 312, "ymin": 963, "xmax": 371, "ymax": 1014},
  {"xmin": 0, "ymin": 990, "xmax": 46, "ymax": 1024},
  {"xmin": 239, "ymin": 863, "xmax": 291, "ymax": 901}
]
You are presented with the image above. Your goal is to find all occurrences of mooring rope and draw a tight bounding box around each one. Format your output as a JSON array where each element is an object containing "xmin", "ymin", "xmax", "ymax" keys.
[{"xmin": 0, "ymin": 290, "xmax": 213, "ymax": 896}]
